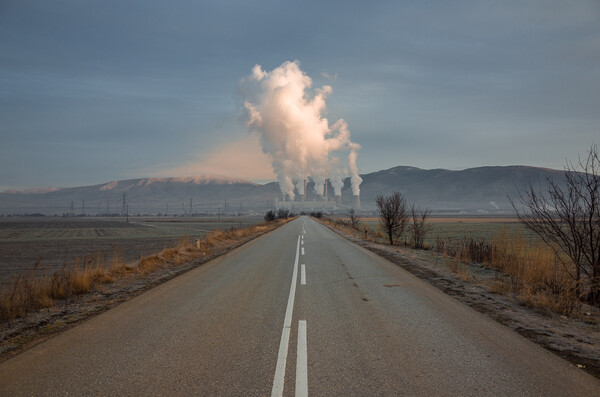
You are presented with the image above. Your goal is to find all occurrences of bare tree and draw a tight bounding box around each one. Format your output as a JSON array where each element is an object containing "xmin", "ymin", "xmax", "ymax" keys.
[
  {"xmin": 511, "ymin": 144, "xmax": 600, "ymax": 305},
  {"xmin": 264, "ymin": 210, "xmax": 276, "ymax": 222},
  {"xmin": 347, "ymin": 208, "xmax": 361, "ymax": 229},
  {"xmin": 409, "ymin": 204, "xmax": 433, "ymax": 249},
  {"xmin": 277, "ymin": 208, "xmax": 290, "ymax": 220},
  {"xmin": 376, "ymin": 191, "xmax": 408, "ymax": 245}
]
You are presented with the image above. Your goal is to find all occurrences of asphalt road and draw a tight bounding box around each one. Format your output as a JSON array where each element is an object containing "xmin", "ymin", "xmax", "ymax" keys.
[{"xmin": 1, "ymin": 216, "xmax": 599, "ymax": 396}]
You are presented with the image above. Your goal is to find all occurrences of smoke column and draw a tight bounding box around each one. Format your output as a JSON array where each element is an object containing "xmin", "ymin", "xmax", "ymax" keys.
[{"xmin": 240, "ymin": 60, "xmax": 361, "ymax": 199}]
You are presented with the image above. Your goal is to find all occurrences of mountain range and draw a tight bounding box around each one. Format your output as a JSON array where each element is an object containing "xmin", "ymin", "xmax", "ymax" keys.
[{"xmin": 0, "ymin": 166, "xmax": 566, "ymax": 215}]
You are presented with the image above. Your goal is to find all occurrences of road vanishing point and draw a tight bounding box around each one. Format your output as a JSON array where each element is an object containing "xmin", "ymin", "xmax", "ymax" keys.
[{"xmin": 1, "ymin": 216, "xmax": 599, "ymax": 396}]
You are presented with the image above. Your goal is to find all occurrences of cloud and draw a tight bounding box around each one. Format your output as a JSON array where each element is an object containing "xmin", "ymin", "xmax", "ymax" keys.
[
  {"xmin": 156, "ymin": 134, "xmax": 276, "ymax": 181},
  {"xmin": 321, "ymin": 72, "xmax": 338, "ymax": 80},
  {"xmin": 240, "ymin": 60, "xmax": 361, "ymax": 198}
]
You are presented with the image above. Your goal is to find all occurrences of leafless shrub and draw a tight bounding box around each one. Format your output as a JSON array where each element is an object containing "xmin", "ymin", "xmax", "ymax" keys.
[
  {"xmin": 375, "ymin": 191, "xmax": 408, "ymax": 245},
  {"xmin": 434, "ymin": 236, "xmax": 492, "ymax": 263},
  {"xmin": 409, "ymin": 204, "xmax": 433, "ymax": 249},
  {"xmin": 264, "ymin": 210, "xmax": 276, "ymax": 222},
  {"xmin": 347, "ymin": 208, "xmax": 361, "ymax": 229},
  {"xmin": 277, "ymin": 208, "xmax": 290, "ymax": 220}
]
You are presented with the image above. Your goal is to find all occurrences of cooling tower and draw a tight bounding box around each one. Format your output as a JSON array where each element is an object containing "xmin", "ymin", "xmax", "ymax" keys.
[
  {"xmin": 352, "ymin": 195, "xmax": 361, "ymax": 210},
  {"xmin": 335, "ymin": 195, "xmax": 342, "ymax": 207}
]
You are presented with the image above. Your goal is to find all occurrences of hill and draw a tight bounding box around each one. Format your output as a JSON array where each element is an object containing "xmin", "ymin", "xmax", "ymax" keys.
[
  {"xmin": 0, "ymin": 166, "xmax": 566, "ymax": 215},
  {"xmin": 348, "ymin": 165, "xmax": 565, "ymax": 213},
  {"xmin": 0, "ymin": 176, "xmax": 280, "ymax": 215}
]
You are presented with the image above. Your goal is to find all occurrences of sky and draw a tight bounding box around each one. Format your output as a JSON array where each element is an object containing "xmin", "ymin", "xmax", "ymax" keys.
[{"xmin": 1, "ymin": 0, "xmax": 599, "ymax": 191}]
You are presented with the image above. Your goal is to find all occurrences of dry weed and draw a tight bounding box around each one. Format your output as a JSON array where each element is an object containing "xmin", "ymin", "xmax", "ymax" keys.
[
  {"xmin": 489, "ymin": 279, "xmax": 510, "ymax": 294},
  {"xmin": 436, "ymin": 227, "xmax": 581, "ymax": 315}
]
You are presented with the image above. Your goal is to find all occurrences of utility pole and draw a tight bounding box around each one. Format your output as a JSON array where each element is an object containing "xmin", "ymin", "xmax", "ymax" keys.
[
  {"xmin": 189, "ymin": 197, "xmax": 192, "ymax": 216},
  {"xmin": 122, "ymin": 193, "xmax": 127, "ymax": 216}
]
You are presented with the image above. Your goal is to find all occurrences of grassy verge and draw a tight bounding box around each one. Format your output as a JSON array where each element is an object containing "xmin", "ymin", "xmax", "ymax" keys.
[
  {"xmin": 0, "ymin": 220, "xmax": 286, "ymax": 323},
  {"xmin": 453, "ymin": 229, "xmax": 578, "ymax": 315}
]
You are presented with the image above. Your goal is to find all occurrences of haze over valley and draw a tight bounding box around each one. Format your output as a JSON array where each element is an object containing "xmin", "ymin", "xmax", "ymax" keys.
[{"xmin": 1, "ymin": 164, "xmax": 566, "ymax": 215}]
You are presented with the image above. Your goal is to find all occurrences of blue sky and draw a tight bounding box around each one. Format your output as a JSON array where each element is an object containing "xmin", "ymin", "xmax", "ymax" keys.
[{"xmin": 1, "ymin": 0, "xmax": 599, "ymax": 190}]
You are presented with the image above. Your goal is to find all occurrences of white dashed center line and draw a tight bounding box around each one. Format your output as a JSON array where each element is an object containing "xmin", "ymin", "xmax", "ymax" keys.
[
  {"xmin": 301, "ymin": 264, "xmax": 306, "ymax": 286},
  {"xmin": 272, "ymin": 227, "xmax": 310, "ymax": 396},
  {"xmin": 296, "ymin": 320, "xmax": 308, "ymax": 397}
]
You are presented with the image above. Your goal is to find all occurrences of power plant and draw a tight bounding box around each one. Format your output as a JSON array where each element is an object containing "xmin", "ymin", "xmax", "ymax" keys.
[
  {"xmin": 275, "ymin": 179, "xmax": 359, "ymax": 212},
  {"xmin": 242, "ymin": 62, "xmax": 362, "ymax": 211}
]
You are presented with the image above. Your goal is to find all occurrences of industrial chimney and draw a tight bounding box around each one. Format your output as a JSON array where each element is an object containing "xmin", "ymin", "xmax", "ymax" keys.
[
  {"xmin": 352, "ymin": 195, "xmax": 361, "ymax": 210},
  {"xmin": 303, "ymin": 179, "xmax": 307, "ymax": 201}
]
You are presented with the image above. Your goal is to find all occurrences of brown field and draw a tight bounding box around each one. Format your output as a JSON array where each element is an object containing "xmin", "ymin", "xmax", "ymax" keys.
[
  {"xmin": 426, "ymin": 216, "xmax": 519, "ymax": 223},
  {"xmin": 349, "ymin": 215, "xmax": 533, "ymax": 245},
  {"xmin": 0, "ymin": 216, "xmax": 263, "ymax": 286},
  {"xmin": 359, "ymin": 216, "xmax": 520, "ymax": 223}
]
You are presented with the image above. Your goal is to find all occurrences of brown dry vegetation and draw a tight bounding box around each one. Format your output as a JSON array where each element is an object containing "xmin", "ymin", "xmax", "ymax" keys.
[
  {"xmin": 488, "ymin": 230, "xmax": 579, "ymax": 314},
  {"xmin": 432, "ymin": 228, "xmax": 581, "ymax": 314},
  {"xmin": 324, "ymin": 216, "xmax": 584, "ymax": 315},
  {"xmin": 0, "ymin": 220, "xmax": 284, "ymax": 323},
  {"xmin": 359, "ymin": 216, "xmax": 520, "ymax": 224}
]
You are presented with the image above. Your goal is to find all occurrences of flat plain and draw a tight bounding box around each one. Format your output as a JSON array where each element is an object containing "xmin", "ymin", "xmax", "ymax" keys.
[
  {"xmin": 0, "ymin": 216, "xmax": 263, "ymax": 286},
  {"xmin": 358, "ymin": 215, "xmax": 537, "ymax": 245}
]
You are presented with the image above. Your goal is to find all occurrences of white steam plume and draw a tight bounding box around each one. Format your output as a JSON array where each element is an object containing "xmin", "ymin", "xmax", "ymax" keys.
[{"xmin": 240, "ymin": 60, "xmax": 361, "ymax": 199}]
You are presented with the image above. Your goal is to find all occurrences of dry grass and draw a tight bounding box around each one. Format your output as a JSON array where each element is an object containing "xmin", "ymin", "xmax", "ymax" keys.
[
  {"xmin": 322, "ymin": 217, "xmax": 380, "ymax": 243},
  {"xmin": 438, "ymin": 227, "xmax": 580, "ymax": 315},
  {"xmin": 487, "ymin": 229, "xmax": 579, "ymax": 314},
  {"xmin": 0, "ymin": 254, "xmax": 119, "ymax": 321},
  {"xmin": 0, "ymin": 219, "xmax": 287, "ymax": 323}
]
